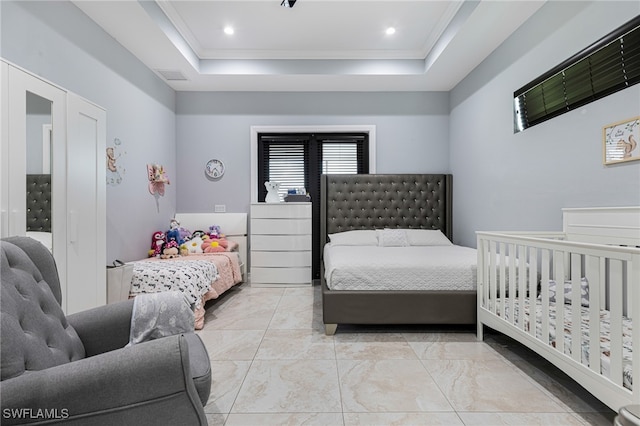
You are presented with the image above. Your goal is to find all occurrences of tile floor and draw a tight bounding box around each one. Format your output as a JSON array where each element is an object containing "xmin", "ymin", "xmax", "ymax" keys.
[{"xmin": 196, "ymin": 282, "xmax": 616, "ymax": 426}]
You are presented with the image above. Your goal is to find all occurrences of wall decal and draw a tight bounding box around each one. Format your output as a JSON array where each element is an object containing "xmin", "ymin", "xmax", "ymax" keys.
[{"xmin": 106, "ymin": 137, "xmax": 126, "ymax": 185}]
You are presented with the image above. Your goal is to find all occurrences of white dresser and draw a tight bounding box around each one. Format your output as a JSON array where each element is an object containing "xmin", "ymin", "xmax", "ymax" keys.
[{"xmin": 250, "ymin": 202, "xmax": 311, "ymax": 287}]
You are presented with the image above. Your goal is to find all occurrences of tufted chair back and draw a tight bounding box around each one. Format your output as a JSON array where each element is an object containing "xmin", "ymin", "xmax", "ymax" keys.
[{"xmin": 0, "ymin": 238, "xmax": 85, "ymax": 381}]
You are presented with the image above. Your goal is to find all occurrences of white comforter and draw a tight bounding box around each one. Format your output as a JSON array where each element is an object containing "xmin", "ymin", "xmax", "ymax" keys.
[{"xmin": 323, "ymin": 244, "xmax": 477, "ymax": 291}]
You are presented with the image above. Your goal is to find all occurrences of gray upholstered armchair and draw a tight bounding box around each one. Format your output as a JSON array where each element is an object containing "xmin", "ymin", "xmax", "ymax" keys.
[{"xmin": 0, "ymin": 236, "xmax": 211, "ymax": 425}]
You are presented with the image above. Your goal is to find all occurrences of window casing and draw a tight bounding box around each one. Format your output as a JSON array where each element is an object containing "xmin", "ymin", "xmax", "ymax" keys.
[
  {"xmin": 257, "ymin": 132, "xmax": 369, "ymax": 278},
  {"xmin": 514, "ymin": 16, "xmax": 640, "ymax": 132}
]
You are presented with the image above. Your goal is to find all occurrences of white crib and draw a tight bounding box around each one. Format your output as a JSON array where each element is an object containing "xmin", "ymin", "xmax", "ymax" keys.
[{"xmin": 477, "ymin": 207, "xmax": 640, "ymax": 411}]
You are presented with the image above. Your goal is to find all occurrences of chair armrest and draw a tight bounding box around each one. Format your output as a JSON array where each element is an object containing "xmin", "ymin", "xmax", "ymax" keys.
[
  {"xmin": 66, "ymin": 299, "xmax": 134, "ymax": 356},
  {"xmin": 0, "ymin": 335, "xmax": 207, "ymax": 426}
]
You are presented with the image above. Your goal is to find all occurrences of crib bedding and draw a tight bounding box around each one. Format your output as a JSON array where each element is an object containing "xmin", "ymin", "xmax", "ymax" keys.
[
  {"xmin": 491, "ymin": 298, "xmax": 633, "ymax": 390},
  {"xmin": 137, "ymin": 252, "xmax": 243, "ymax": 329},
  {"xmin": 323, "ymin": 244, "xmax": 477, "ymax": 291},
  {"xmin": 130, "ymin": 259, "xmax": 218, "ymax": 305}
]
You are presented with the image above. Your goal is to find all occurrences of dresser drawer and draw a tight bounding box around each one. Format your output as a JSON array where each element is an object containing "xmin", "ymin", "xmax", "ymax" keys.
[
  {"xmin": 250, "ymin": 203, "xmax": 311, "ymax": 219},
  {"xmin": 251, "ymin": 234, "xmax": 311, "ymax": 251},
  {"xmin": 251, "ymin": 218, "xmax": 311, "ymax": 235},
  {"xmin": 251, "ymin": 251, "xmax": 311, "ymax": 267},
  {"xmin": 250, "ymin": 267, "xmax": 311, "ymax": 284}
]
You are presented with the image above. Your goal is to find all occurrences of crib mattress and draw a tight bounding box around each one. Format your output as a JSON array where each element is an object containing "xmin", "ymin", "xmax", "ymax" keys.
[
  {"xmin": 323, "ymin": 244, "xmax": 477, "ymax": 291},
  {"xmin": 130, "ymin": 259, "xmax": 218, "ymax": 306},
  {"xmin": 492, "ymin": 299, "xmax": 633, "ymax": 390}
]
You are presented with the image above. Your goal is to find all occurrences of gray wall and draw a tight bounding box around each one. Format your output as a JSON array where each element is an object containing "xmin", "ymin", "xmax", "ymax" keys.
[
  {"xmin": 449, "ymin": 1, "xmax": 640, "ymax": 247},
  {"xmin": 1, "ymin": 1, "xmax": 177, "ymax": 262},
  {"xmin": 175, "ymin": 92, "xmax": 450, "ymax": 213}
]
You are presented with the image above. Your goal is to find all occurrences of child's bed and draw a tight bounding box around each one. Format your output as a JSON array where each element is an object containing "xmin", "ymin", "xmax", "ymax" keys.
[
  {"xmin": 320, "ymin": 174, "xmax": 477, "ymax": 335},
  {"xmin": 477, "ymin": 206, "xmax": 639, "ymax": 411},
  {"xmin": 130, "ymin": 213, "xmax": 246, "ymax": 329}
]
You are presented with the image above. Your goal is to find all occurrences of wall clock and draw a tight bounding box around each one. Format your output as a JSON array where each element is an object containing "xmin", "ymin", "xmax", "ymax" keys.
[{"xmin": 205, "ymin": 159, "xmax": 225, "ymax": 179}]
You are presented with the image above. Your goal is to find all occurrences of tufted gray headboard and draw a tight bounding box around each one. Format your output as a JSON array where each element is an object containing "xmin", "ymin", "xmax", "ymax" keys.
[
  {"xmin": 26, "ymin": 174, "xmax": 52, "ymax": 233},
  {"xmin": 320, "ymin": 174, "xmax": 452, "ymax": 246}
]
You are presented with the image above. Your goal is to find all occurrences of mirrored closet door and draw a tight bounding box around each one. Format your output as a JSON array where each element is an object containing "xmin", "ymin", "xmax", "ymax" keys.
[{"xmin": 1, "ymin": 60, "xmax": 106, "ymax": 314}]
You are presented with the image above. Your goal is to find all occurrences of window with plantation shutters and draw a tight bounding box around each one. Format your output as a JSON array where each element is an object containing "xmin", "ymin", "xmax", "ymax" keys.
[
  {"xmin": 257, "ymin": 132, "xmax": 369, "ymax": 278},
  {"xmin": 514, "ymin": 16, "xmax": 640, "ymax": 133}
]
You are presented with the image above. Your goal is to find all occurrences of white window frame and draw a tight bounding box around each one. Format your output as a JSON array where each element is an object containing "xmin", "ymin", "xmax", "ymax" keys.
[{"xmin": 250, "ymin": 125, "xmax": 376, "ymax": 203}]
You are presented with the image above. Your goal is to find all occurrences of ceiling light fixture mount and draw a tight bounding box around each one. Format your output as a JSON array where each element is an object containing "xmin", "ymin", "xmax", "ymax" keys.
[{"xmin": 280, "ymin": 0, "xmax": 297, "ymax": 8}]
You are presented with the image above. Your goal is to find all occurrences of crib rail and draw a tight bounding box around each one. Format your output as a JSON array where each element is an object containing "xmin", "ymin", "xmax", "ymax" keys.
[{"xmin": 477, "ymin": 231, "xmax": 640, "ymax": 410}]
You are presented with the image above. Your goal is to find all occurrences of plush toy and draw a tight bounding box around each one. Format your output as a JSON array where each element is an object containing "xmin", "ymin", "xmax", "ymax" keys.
[
  {"xmin": 208, "ymin": 225, "xmax": 223, "ymax": 239},
  {"xmin": 187, "ymin": 230, "xmax": 206, "ymax": 254},
  {"xmin": 166, "ymin": 228, "xmax": 183, "ymax": 246},
  {"xmin": 265, "ymin": 181, "xmax": 281, "ymax": 203},
  {"xmin": 179, "ymin": 243, "xmax": 189, "ymax": 256},
  {"xmin": 150, "ymin": 231, "xmax": 166, "ymax": 257},
  {"xmin": 161, "ymin": 239, "xmax": 180, "ymax": 259},
  {"xmin": 178, "ymin": 227, "xmax": 191, "ymax": 243},
  {"xmin": 201, "ymin": 239, "xmax": 225, "ymax": 253}
]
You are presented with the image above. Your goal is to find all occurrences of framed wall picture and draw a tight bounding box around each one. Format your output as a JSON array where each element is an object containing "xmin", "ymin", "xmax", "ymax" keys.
[{"xmin": 603, "ymin": 116, "xmax": 640, "ymax": 165}]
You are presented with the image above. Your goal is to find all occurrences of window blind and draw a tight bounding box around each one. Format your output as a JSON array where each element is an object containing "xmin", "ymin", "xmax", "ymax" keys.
[{"xmin": 514, "ymin": 16, "xmax": 640, "ymax": 132}]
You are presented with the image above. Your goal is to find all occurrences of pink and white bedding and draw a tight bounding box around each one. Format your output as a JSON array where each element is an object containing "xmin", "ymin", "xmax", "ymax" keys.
[
  {"xmin": 323, "ymin": 244, "xmax": 477, "ymax": 291},
  {"xmin": 131, "ymin": 252, "xmax": 243, "ymax": 329},
  {"xmin": 491, "ymin": 298, "xmax": 633, "ymax": 390}
]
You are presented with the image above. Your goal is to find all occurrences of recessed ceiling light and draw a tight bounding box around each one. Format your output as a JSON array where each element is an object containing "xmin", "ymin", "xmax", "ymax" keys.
[
  {"xmin": 224, "ymin": 26, "xmax": 234, "ymax": 35},
  {"xmin": 385, "ymin": 27, "xmax": 396, "ymax": 36}
]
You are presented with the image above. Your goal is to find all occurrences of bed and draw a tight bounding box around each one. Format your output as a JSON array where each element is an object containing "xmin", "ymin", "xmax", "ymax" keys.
[
  {"xmin": 477, "ymin": 206, "xmax": 639, "ymax": 411},
  {"xmin": 320, "ymin": 173, "xmax": 477, "ymax": 335},
  {"xmin": 130, "ymin": 213, "xmax": 246, "ymax": 329},
  {"xmin": 25, "ymin": 174, "xmax": 52, "ymax": 251}
]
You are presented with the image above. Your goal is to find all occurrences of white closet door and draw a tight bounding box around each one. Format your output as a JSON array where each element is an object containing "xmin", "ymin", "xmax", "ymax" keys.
[
  {"xmin": 65, "ymin": 94, "xmax": 106, "ymax": 314},
  {"xmin": 1, "ymin": 61, "xmax": 8, "ymax": 237}
]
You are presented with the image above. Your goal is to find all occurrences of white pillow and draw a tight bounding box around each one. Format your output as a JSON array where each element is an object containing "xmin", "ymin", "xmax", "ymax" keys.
[
  {"xmin": 328, "ymin": 230, "xmax": 378, "ymax": 246},
  {"xmin": 377, "ymin": 229, "xmax": 409, "ymax": 247},
  {"xmin": 404, "ymin": 229, "xmax": 452, "ymax": 246}
]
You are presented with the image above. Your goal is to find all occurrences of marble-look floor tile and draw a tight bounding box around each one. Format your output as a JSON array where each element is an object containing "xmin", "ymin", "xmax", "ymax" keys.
[
  {"xmin": 457, "ymin": 412, "xmax": 586, "ymax": 425},
  {"xmin": 403, "ymin": 331, "xmax": 478, "ymax": 343},
  {"xmin": 409, "ymin": 341, "xmax": 503, "ymax": 361},
  {"xmin": 338, "ymin": 359, "xmax": 453, "ymax": 412},
  {"xmin": 504, "ymin": 357, "xmax": 611, "ymax": 413},
  {"xmin": 572, "ymin": 411, "xmax": 617, "ymax": 426},
  {"xmin": 198, "ymin": 329, "xmax": 265, "ymax": 360},
  {"xmin": 343, "ymin": 412, "xmax": 464, "ymax": 426},
  {"xmin": 424, "ymin": 359, "xmax": 564, "ymax": 412},
  {"xmin": 205, "ymin": 412, "xmax": 227, "ymax": 426},
  {"xmin": 225, "ymin": 413, "xmax": 344, "ymax": 426},
  {"xmin": 335, "ymin": 333, "xmax": 417, "ymax": 360},
  {"xmin": 204, "ymin": 361, "xmax": 251, "ymax": 414},
  {"xmin": 255, "ymin": 329, "xmax": 335, "ymax": 360},
  {"xmin": 204, "ymin": 300, "xmax": 277, "ymax": 330},
  {"xmin": 269, "ymin": 295, "xmax": 324, "ymax": 330},
  {"xmin": 232, "ymin": 359, "xmax": 341, "ymax": 413}
]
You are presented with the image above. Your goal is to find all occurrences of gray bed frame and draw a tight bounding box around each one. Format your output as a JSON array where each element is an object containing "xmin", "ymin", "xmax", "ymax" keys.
[{"xmin": 320, "ymin": 174, "xmax": 476, "ymax": 335}]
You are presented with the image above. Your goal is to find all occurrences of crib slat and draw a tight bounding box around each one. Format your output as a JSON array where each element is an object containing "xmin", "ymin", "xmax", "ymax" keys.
[
  {"xmin": 509, "ymin": 243, "xmax": 516, "ymax": 327},
  {"xmin": 481, "ymin": 238, "xmax": 489, "ymax": 310},
  {"xmin": 570, "ymin": 253, "xmax": 582, "ymax": 363},
  {"xmin": 528, "ymin": 248, "xmax": 538, "ymax": 338},
  {"xmin": 609, "ymin": 259, "xmax": 623, "ymax": 387},
  {"xmin": 499, "ymin": 242, "xmax": 506, "ymax": 319},
  {"xmin": 518, "ymin": 245, "xmax": 526, "ymax": 331},
  {"xmin": 489, "ymin": 241, "xmax": 497, "ymax": 315},
  {"xmin": 554, "ymin": 250, "xmax": 565, "ymax": 355},
  {"xmin": 632, "ymin": 253, "xmax": 640, "ymax": 405},
  {"xmin": 541, "ymin": 249, "xmax": 550, "ymax": 345},
  {"xmin": 585, "ymin": 255, "xmax": 602, "ymax": 376}
]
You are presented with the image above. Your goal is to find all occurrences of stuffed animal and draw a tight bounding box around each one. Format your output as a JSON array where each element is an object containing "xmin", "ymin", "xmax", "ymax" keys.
[
  {"xmin": 187, "ymin": 230, "xmax": 206, "ymax": 254},
  {"xmin": 265, "ymin": 181, "xmax": 281, "ymax": 203},
  {"xmin": 150, "ymin": 231, "xmax": 166, "ymax": 257},
  {"xmin": 178, "ymin": 227, "xmax": 191, "ymax": 243},
  {"xmin": 161, "ymin": 239, "xmax": 180, "ymax": 259},
  {"xmin": 208, "ymin": 225, "xmax": 225, "ymax": 239},
  {"xmin": 166, "ymin": 228, "xmax": 183, "ymax": 246},
  {"xmin": 179, "ymin": 243, "xmax": 189, "ymax": 256},
  {"xmin": 201, "ymin": 239, "xmax": 225, "ymax": 253}
]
